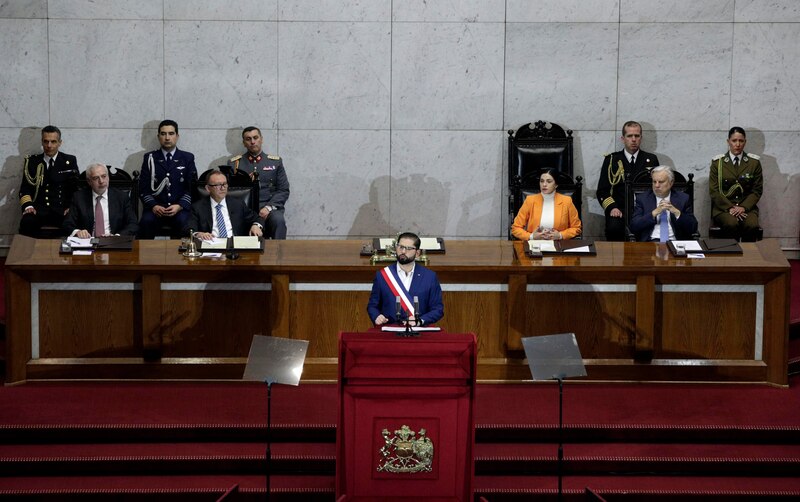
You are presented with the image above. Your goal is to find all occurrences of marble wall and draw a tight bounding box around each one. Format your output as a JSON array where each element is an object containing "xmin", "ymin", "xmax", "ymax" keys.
[{"xmin": 1, "ymin": 0, "xmax": 799, "ymax": 247}]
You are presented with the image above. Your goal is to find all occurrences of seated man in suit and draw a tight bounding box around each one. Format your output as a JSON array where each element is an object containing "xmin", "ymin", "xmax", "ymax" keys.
[
  {"xmin": 185, "ymin": 170, "xmax": 263, "ymax": 240},
  {"xmin": 63, "ymin": 163, "xmax": 138, "ymax": 237},
  {"xmin": 367, "ymin": 232, "xmax": 444, "ymax": 327},
  {"xmin": 629, "ymin": 165, "xmax": 698, "ymax": 242}
]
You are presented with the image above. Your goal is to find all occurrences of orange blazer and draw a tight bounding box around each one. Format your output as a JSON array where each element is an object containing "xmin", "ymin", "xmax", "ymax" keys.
[{"xmin": 511, "ymin": 192, "xmax": 582, "ymax": 240}]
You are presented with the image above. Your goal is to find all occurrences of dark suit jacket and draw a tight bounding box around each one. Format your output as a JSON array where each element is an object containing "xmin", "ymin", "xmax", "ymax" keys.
[
  {"xmin": 185, "ymin": 196, "xmax": 261, "ymax": 236},
  {"xmin": 367, "ymin": 264, "xmax": 444, "ymax": 325},
  {"xmin": 629, "ymin": 189, "xmax": 698, "ymax": 242},
  {"xmin": 62, "ymin": 187, "xmax": 138, "ymax": 236}
]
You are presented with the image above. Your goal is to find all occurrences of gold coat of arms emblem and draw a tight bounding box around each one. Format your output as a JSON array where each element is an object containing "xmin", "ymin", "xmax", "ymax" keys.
[{"xmin": 377, "ymin": 425, "xmax": 434, "ymax": 473}]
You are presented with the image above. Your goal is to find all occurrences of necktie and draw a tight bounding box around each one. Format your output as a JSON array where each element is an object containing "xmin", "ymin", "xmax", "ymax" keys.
[
  {"xmin": 216, "ymin": 203, "xmax": 227, "ymax": 238},
  {"xmin": 659, "ymin": 209, "xmax": 668, "ymax": 243},
  {"xmin": 49, "ymin": 157, "xmax": 54, "ymax": 170},
  {"xmin": 733, "ymin": 156, "xmax": 739, "ymax": 167},
  {"xmin": 94, "ymin": 195, "xmax": 105, "ymax": 237},
  {"xmin": 166, "ymin": 152, "xmax": 172, "ymax": 163},
  {"xmin": 630, "ymin": 155, "xmax": 636, "ymax": 165}
]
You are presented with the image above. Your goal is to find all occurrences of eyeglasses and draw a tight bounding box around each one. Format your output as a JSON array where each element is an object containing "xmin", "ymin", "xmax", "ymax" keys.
[
  {"xmin": 396, "ymin": 244, "xmax": 417, "ymax": 252},
  {"xmin": 207, "ymin": 183, "xmax": 228, "ymax": 188}
]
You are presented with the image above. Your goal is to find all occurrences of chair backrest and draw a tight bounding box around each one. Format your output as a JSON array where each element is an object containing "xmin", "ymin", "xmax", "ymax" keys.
[
  {"xmin": 78, "ymin": 165, "xmax": 139, "ymax": 216},
  {"xmin": 509, "ymin": 171, "xmax": 583, "ymax": 239},
  {"xmin": 624, "ymin": 168, "xmax": 694, "ymax": 241},
  {"xmin": 196, "ymin": 167, "xmax": 259, "ymax": 213},
  {"xmin": 508, "ymin": 120, "xmax": 574, "ymax": 182}
]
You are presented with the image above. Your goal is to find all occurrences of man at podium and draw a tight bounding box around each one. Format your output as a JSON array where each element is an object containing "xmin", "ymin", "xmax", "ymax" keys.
[{"xmin": 367, "ymin": 232, "xmax": 444, "ymax": 327}]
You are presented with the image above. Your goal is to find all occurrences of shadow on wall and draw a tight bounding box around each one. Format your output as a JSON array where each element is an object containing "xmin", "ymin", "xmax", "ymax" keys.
[
  {"xmin": 0, "ymin": 127, "xmax": 45, "ymax": 235},
  {"xmin": 122, "ymin": 120, "xmax": 162, "ymax": 177},
  {"xmin": 349, "ymin": 174, "xmax": 452, "ymax": 238}
]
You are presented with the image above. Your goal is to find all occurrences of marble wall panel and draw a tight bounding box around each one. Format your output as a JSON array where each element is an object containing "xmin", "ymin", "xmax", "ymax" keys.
[
  {"xmin": 620, "ymin": 0, "xmax": 734, "ymax": 22},
  {"xmin": 279, "ymin": 129, "xmax": 391, "ymax": 237},
  {"xmin": 280, "ymin": 0, "xmax": 388, "ymax": 21},
  {"xmin": 730, "ymin": 23, "xmax": 800, "ymax": 132},
  {"xmin": 748, "ymin": 131, "xmax": 800, "ymax": 241},
  {"xmin": 506, "ymin": 0, "xmax": 619, "ymax": 23},
  {"xmin": 392, "ymin": 23, "xmax": 504, "ymax": 130},
  {"xmin": 0, "ymin": 19, "xmax": 49, "ymax": 127},
  {"xmin": 736, "ymin": 0, "xmax": 800, "ymax": 22},
  {"xmin": 572, "ymin": 130, "xmax": 621, "ymax": 240},
  {"xmin": 617, "ymin": 23, "xmax": 732, "ymax": 131},
  {"xmin": 390, "ymin": 130, "xmax": 504, "ymax": 237},
  {"xmin": 48, "ymin": 20, "xmax": 164, "ymax": 128},
  {"xmin": 0, "ymin": 0, "xmax": 45, "ymax": 17},
  {"xmin": 48, "ymin": 0, "xmax": 162, "ymax": 19},
  {"xmin": 52, "ymin": 127, "xmax": 147, "ymax": 175},
  {"xmin": 165, "ymin": 0, "xmax": 277, "ymax": 21},
  {"xmin": 504, "ymin": 23, "xmax": 619, "ymax": 131},
  {"xmin": 164, "ymin": 21, "xmax": 278, "ymax": 130},
  {"xmin": 278, "ymin": 22, "xmax": 391, "ymax": 130},
  {"xmin": 392, "ymin": 0, "xmax": 505, "ymax": 22}
]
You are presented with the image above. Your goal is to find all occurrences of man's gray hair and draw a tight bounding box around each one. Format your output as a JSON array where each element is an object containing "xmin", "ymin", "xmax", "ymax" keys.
[
  {"xmin": 86, "ymin": 163, "xmax": 108, "ymax": 177},
  {"xmin": 651, "ymin": 165, "xmax": 674, "ymax": 183}
]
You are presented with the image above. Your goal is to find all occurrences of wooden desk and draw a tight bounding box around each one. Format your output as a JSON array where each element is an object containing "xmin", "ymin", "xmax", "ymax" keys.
[{"xmin": 4, "ymin": 236, "xmax": 790, "ymax": 385}]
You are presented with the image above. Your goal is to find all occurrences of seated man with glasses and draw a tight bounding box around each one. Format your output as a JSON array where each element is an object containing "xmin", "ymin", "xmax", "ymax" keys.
[
  {"xmin": 367, "ymin": 232, "xmax": 444, "ymax": 327},
  {"xmin": 184, "ymin": 170, "xmax": 263, "ymax": 240}
]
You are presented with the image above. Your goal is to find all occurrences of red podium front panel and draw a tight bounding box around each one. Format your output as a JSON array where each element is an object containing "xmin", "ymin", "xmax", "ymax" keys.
[{"xmin": 336, "ymin": 332, "xmax": 477, "ymax": 502}]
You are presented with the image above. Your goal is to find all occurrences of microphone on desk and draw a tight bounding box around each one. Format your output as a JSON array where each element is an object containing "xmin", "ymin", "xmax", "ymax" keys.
[
  {"xmin": 395, "ymin": 296, "xmax": 402, "ymax": 324},
  {"xmin": 413, "ymin": 296, "xmax": 420, "ymax": 325}
]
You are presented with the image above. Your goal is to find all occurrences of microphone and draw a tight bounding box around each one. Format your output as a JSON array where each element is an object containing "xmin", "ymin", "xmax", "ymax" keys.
[
  {"xmin": 395, "ymin": 296, "xmax": 402, "ymax": 324},
  {"xmin": 413, "ymin": 296, "xmax": 420, "ymax": 325}
]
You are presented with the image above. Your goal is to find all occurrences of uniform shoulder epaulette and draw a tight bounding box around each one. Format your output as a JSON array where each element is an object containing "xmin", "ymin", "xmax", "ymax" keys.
[
  {"xmin": 24, "ymin": 154, "xmax": 31, "ymax": 159},
  {"xmin": 229, "ymin": 155, "xmax": 242, "ymax": 163},
  {"xmin": 712, "ymin": 154, "xmax": 725, "ymax": 161},
  {"xmin": 747, "ymin": 153, "xmax": 760, "ymax": 160},
  {"xmin": 267, "ymin": 154, "xmax": 281, "ymax": 161},
  {"xmin": 602, "ymin": 152, "xmax": 612, "ymax": 157}
]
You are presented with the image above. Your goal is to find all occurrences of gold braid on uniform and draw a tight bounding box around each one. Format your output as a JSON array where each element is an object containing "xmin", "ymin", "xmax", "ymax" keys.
[
  {"xmin": 601, "ymin": 157, "xmax": 625, "ymax": 210},
  {"xmin": 716, "ymin": 157, "xmax": 743, "ymax": 199},
  {"xmin": 21, "ymin": 157, "xmax": 45, "ymax": 205}
]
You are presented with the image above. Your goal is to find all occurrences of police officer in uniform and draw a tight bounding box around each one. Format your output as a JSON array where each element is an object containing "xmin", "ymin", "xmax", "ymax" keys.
[
  {"xmin": 19, "ymin": 125, "xmax": 79, "ymax": 237},
  {"xmin": 709, "ymin": 126, "xmax": 763, "ymax": 242},
  {"xmin": 137, "ymin": 119, "xmax": 198, "ymax": 239},
  {"xmin": 228, "ymin": 126, "xmax": 289, "ymax": 239},
  {"xmin": 596, "ymin": 121, "xmax": 659, "ymax": 241}
]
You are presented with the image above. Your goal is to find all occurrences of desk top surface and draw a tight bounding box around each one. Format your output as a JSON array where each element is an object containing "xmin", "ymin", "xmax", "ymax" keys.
[{"xmin": 5, "ymin": 236, "xmax": 789, "ymax": 275}]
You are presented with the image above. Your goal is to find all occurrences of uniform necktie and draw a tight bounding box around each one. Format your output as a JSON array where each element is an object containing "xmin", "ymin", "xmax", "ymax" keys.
[
  {"xmin": 49, "ymin": 157, "xmax": 54, "ymax": 170},
  {"xmin": 166, "ymin": 152, "xmax": 172, "ymax": 163},
  {"xmin": 630, "ymin": 154, "xmax": 636, "ymax": 165},
  {"xmin": 94, "ymin": 195, "xmax": 105, "ymax": 237},
  {"xmin": 733, "ymin": 156, "xmax": 739, "ymax": 167},
  {"xmin": 216, "ymin": 203, "xmax": 227, "ymax": 238},
  {"xmin": 659, "ymin": 209, "xmax": 668, "ymax": 243}
]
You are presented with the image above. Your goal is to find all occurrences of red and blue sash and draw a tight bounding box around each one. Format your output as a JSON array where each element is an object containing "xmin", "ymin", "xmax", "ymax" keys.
[{"xmin": 380, "ymin": 265, "xmax": 414, "ymax": 316}]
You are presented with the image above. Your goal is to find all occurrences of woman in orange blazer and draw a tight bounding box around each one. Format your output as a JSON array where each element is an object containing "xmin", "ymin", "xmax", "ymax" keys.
[{"xmin": 511, "ymin": 169, "xmax": 582, "ymax": 240}]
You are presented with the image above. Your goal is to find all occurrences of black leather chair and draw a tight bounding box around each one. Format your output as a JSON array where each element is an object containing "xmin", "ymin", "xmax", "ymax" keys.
[
  {"xmin": 509, "ymin": 170, "xmax": 583, "ymax": 240},
  {"xmin": 624, "ymin": 169, "xmax": 698, "ymax": 242},
  {"xmin": 508, "ymin": 121, "xmax": 574, "ymax": 237}
]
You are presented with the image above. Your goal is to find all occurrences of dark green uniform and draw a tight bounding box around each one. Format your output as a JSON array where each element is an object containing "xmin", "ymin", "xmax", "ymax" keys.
[{"xmin": 709, "ymin": 152, "xmax": 762, "ymax": 241}]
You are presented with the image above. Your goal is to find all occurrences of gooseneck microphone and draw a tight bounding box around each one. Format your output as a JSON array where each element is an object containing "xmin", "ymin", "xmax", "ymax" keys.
[
  {"xmin": 395, "ymin": 296, "xmax": 402, "ymax": 324},
  {"xmin": 413, "ymin": 296, "xmax": 420, "ymax": 325}
]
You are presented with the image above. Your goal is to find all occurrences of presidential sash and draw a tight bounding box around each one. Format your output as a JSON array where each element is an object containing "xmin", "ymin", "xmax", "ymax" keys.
[{"xmin": 380, "ymin": 265, "xmax": 414, "ymax": 316}]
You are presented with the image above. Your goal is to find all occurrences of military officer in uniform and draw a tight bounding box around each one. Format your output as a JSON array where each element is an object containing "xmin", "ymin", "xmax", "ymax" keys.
[
  {"xmin": 228, "ymin": 126, "xmax": 289, "ymax": 239},
  {"xmin": 18, "ymin": 125, "xmax": 79, "ymax": 237},
  {"xmin": 596, "ymin": 121, "xmax": 659, "ymax": 241},
  {"xmin": 137, "ymin": 119, "xmax": 198, "ymax": 239},
  {"xmin": 709, "ymin": 126, "xmax": 763, "ymax": 242}
]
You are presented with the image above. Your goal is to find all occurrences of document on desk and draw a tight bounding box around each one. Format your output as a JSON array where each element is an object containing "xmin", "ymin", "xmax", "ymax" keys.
[
  {"xmin": 529, "ymin": 240, "xmax": 558, "ymax": 252},
  {"xmin": 562, "ymin": 245, "xmax": 592, "ymax": 253},
  {"xmin": 66, "ymin": 237, "xmax": 93, "ymax": 249},
  {"xmin": 381, "ymin": 326, "xmax": 442, "ymax": 333},
  {"xmin": 233, "ymin": 236, "xmax": 261, "ymax": 250},
  {"xmin": 198, "ymin": 238, "xmax": 227, "ymax": 250},
  {"xmin": 419, "ymin": 237, "xmax": 441, "ymax": 250},
  {"xmin": 673, "ymin": 240, "xmax": 703, "ymax": 252}
]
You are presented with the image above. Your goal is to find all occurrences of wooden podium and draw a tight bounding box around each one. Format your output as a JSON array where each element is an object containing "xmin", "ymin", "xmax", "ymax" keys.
[{"xmin": 336, "ymin": 332, "xmax": 477, "ymax": 501}]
